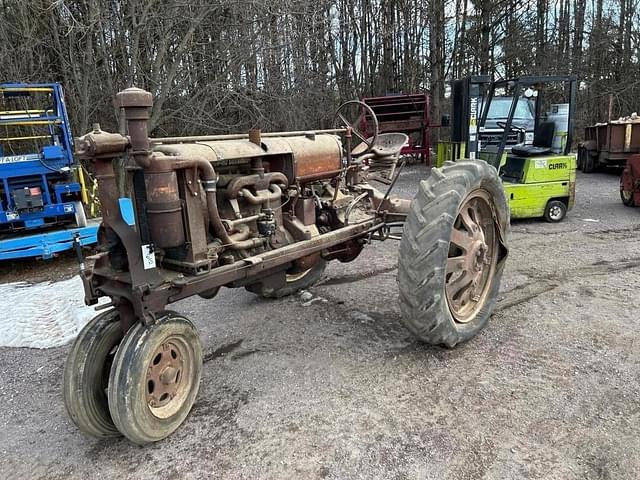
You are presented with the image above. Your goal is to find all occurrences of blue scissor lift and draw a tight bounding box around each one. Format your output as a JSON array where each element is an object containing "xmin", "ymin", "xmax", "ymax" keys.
[{"xmin": 0, "ymin": 83, "xmax": 97, "ymax": 260}]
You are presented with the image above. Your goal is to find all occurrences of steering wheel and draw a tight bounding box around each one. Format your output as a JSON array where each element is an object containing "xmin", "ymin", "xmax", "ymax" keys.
[
  {"xmin": 496, "ymin": 121, "xmax": 527, "ymax": 134},
  {"xmin": 334, "ymin": 100, "xmax": 379, "ymax": 156}
]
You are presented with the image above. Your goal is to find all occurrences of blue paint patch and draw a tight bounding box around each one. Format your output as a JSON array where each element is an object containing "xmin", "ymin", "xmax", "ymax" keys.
[{"xmin": 118, "ymin": 198, "xmax": 136, "ymax": 226}]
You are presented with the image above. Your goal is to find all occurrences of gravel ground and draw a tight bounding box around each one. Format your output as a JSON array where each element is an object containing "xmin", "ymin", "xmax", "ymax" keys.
[{"xmin": 1, "ymin": 167, "xmax": 639, "ymax": 480}]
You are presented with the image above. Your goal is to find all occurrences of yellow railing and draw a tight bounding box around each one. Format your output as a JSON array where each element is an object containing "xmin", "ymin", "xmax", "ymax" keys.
[
  {"xmin": 76, "ymin": 165, "xmax": 100, "ymax": 218},
  {"xmin": 0, "ymin": 109, "xmax": 53, "ymax": 116},
  {"xmin": 0, "ymin": 119, "xmax": 62, "ymax": 126},
  {"xmin": 0, "ymin": 135, "xmax": 50, "ymax": 142},
  {"xmin": 0, "ymin": 87, "xmax": 54, "ymax": 93}
]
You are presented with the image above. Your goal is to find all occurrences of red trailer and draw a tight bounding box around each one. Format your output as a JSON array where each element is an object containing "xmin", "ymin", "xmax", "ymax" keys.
[{"xmin": 361, "ymin": 93, "xmax": 430, "ymax": 163}]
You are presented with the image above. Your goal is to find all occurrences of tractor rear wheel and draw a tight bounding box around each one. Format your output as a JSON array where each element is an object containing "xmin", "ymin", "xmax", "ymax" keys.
[
  {"xmin": 63, "ymin": 309, "xmax": 123, "ymax": 438},
  {"xmin": 108, "ymin": 312, "xmax": 202, "ymax": 445},
  {"xmin": 397, "ymin": 160, "xmax": 509, "ymax": 347}
]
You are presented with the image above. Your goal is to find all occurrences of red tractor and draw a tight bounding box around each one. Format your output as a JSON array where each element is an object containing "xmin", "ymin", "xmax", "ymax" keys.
[{"xmin": 620, "ymin": 154, "xmax": 640, "ymax": 207}]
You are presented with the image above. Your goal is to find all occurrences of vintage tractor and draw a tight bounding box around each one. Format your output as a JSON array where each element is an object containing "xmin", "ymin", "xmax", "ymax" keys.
[{"xmin": 63, "ymin": 88, "xmax": 509, "ymax": 445}]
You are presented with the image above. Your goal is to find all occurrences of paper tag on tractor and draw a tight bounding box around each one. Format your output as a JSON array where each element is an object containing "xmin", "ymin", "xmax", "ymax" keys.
[{"xmin": 141, "ymin": 244, "xmax": 156, "ymax": 270}]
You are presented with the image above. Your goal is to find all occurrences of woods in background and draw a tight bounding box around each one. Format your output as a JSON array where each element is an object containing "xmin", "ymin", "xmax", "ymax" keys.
[{"xmin": 1, "ymin": 0, "xmax": 638, "ymax": 139}]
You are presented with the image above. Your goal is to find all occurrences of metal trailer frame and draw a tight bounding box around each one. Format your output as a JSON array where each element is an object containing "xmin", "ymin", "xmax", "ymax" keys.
[
  {"xmin": 360, "ymin": 93, "xmax": 430, "ymax": 163},
  {"xmin": 0, "ymin": 224, "xmax": 98, "ymax": 260},
  {"xmin": 0, "ymin": 82, "xmax": 96, "ymax": 259},
  {"xmin": 583, "ymin": 122, "xmax": 640, "ymax": 167}
]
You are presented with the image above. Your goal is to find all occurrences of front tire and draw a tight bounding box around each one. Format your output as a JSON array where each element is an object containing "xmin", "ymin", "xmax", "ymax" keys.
[
  {"xmin": 397, "ymin": 160, "xmax": 509, "ymax": 347},
  {"xmin": 108, "ymin": 312, "xmax": 202, "ymax": 445},
  {"xmin": 63, "ymin": 309, "xmax": 123, "ymax": 438}
]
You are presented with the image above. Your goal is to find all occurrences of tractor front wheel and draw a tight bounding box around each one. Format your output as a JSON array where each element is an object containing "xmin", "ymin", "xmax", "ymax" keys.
[
  {"xmin": 107, "ymin": 312, "xmax": 202, "ymax": 445},
  {"xmin": 397, "ymin": 161, "xmax": 509, "ymax": 347},
  {"xmin": 63, "ymin": 309, "xmax": 123, "ymax": 438}
]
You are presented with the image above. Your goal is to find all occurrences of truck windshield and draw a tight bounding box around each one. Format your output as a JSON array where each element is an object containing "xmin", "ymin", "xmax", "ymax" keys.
[{"xmin": 486, "ymin": 98, "xmax": 533, "ymax": 120}]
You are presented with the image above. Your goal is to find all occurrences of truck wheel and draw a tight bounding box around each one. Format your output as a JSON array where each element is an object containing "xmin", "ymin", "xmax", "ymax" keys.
[
  {"xmin": 544, "ymin": 200, "xmax": 567, "ymax": 222},
  {"xmin": 249, "ymin": 259, "xmax": 327, "ymax": 298},
  {"xmin": 63, "ymin": 309, "xmax": 123, "ymax": 438},
  {"xmin": 108, "ymin": 312, "xmax": 202, "ymax": 445},
  {"xmin": 397, "ymin": 160, "xmax": 509, "ymax": 347},
  {"xmin": 582, "ymin": 150, "xmax": 597, "ymax": 173},
  {"xmin": 576, "ymin": 147, "xmax": 584, "ymax": 171},
  {"xmin": 73, "ymin": 201, "xmax": 88, "ymax": 227}
]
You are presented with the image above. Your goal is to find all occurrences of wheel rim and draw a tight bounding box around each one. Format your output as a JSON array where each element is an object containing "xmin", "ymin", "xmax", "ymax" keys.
[
  {"xmin": 622, "ymin": 190, "xmax": 633, "ymax": 203},
  {"xmin": 445, "ymin": 189, "xmax": 499, "ymax": 324},
  {"xmin": 549, "ymin": 205, "xmax": 563, "ymax": 220},
  {"xmin": 146, "ymin": 337, "xmax": 192, "ymax": 419}
]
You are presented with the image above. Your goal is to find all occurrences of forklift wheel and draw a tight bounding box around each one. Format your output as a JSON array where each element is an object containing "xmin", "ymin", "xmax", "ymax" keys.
[
  {"xmin": 544, "ymin": 200, "xmax": 567, "ymax": 222},
  {"xmin": 63, "ymin": 309, "xmax": 123, "ymax": 438},
  {"xmin": 397, "ymin": 161, "xmax": 509, "ymax": 347},
  {"xmin": 108, "ymin": 312, "xmax": 202, "ymax": 445}
]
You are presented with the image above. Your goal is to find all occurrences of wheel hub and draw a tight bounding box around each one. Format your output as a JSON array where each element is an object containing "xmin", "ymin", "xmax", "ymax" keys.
[
  {"xmin": 146, "ymin": 341, "xmax": 183, "ymax": 408},
  {"xmin": 470, "ymin": 239, "xmax": 488, "ymax": 272},
  {"xmin": 445, "ymin": 190, "xmax": 498, "ymax": 324}
]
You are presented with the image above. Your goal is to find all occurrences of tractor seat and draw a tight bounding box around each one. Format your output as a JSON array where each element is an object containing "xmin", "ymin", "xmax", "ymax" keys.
[
  {"xmin": 351, "ymin": 133, "xmax": 408, "ymax": 157},
  {"xmin": 511, "ymin": 121, "xmax": 555, "ymax": 157}
]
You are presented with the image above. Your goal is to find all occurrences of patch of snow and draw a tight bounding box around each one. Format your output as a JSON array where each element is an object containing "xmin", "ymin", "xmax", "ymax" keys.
[{"xmin": 0, "ymin": 275, "xmax": 107, "ymax": 349}]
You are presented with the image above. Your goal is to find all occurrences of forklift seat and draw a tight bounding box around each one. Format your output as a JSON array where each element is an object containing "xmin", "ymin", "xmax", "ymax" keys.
[{"xmin": 511, "ymin": 121, "xmax": 555, "ymax": 157}]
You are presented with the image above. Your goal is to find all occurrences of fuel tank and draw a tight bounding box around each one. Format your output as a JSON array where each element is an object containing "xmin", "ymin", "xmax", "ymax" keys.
[{"xmin": 152, "ymin": 133, "xmax": 343, "ymax": 183}]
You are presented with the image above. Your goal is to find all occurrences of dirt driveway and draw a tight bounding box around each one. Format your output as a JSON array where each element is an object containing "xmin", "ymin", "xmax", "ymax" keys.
[{"xmin": 1, "ymin": 167, "xmax": 639, "ymax": 480}]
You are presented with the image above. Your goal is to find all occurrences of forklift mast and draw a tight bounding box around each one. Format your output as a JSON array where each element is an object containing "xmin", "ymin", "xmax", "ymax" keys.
[{"xmin": 451, "ymin": 75, "xmax": 491, "ymax": 160}]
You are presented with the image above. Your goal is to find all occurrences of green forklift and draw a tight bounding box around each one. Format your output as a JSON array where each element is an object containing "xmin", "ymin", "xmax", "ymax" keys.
[{"xmin": 440, "ymin": 75, "xmax": 577, "ymax": 222}]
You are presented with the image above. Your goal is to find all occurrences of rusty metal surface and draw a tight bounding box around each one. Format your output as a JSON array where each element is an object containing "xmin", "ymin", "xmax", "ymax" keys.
[
  {"xmin": 146, "ymin": 340, "xmax": 185, "ymax": 410},
  {"xmin": 168, "ymin": 219, "xmax": 377, "ymax": 302},
  {"xmin": 118, "ymin": 87, "xmax": 153, "ymax": 168},
  {"xmin": 149, "ymin": 128, "xmax": 345, "ymax": 144},
  {"xmin": 445, "ymin": 189, "xmax": 498, "ymax": 324},
  {"xmin": 153, "ymin": 134, "xmax": 343, "ymax": 185},
  {"xmin": 285, "ymin": 135, "xmax": 342, "ymax": 182},
  {"xmin": 78, "ymin": 86, "xmax": 411, "ymax": 333},
  {"xmin": 75, "ymin": 128, "xmax": 129, "ymax": 159},
  {"xmin": 295, "ymin": 198, "xmax": 316, "ymax": 226},
  {"xmin": 145, "ymin": 171, "xmax": 184, "ymax": 249}
]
